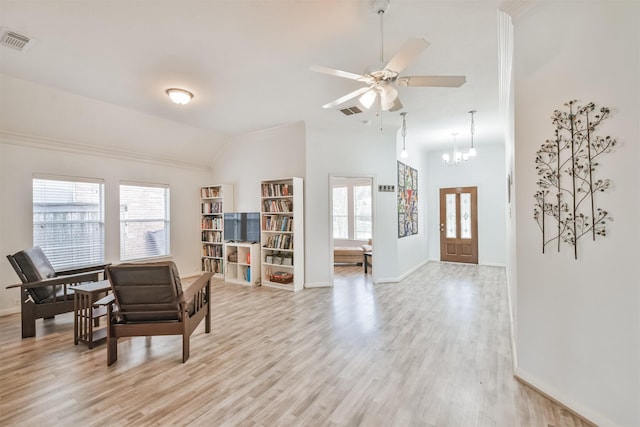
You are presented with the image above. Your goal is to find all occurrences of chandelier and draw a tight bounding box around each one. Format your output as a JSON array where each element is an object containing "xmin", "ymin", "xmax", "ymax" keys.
[{"xmin": 443, "ymin": 110, "xmax": 477, "ymax": 165}]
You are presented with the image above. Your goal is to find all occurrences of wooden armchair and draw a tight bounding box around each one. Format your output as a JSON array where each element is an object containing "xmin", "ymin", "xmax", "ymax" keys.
[
  {"xmin": 6, "ymin": 246, "xmax": 109, "ymax": 338},
  {"xmin": 96, "ymin": 261, "xmax": 212, "ymax": 366}
]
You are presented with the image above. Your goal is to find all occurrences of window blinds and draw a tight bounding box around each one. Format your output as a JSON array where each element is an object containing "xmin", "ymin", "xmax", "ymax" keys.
[{"xmin": 33, "ymin": 176, "xmax": 105, "ymax": 270}]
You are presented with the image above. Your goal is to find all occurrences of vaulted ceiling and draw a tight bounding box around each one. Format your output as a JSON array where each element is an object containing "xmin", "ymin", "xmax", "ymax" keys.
[{"xmin": 0, "ymin": 0, "xmax": 503, "ymax": 152}]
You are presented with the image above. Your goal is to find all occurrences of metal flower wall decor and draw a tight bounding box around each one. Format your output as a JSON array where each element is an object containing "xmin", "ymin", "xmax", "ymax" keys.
[{"xmin": 533, "ymin": 100, "xmax": 616, "ymax": 259}]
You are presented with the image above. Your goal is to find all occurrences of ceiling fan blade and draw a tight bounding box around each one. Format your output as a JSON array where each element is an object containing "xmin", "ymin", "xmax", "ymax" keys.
[
  {"xmin": 388, "ymin": 97, "xmax": 403, "ymax": 112},
  {"xmin": 322, "ymin": 86, "xmax": 373, "ymax": 109},
  {"xmin": 396, "ymin": 75, "xmax": 466, "ymax": 87},
  {"xmin": 310, "ymin": 65, "xmax": 371, "ymax": 83},
  {"xmin": 384, "ymin": 38, "xmax": 430, "ymax": 74}
]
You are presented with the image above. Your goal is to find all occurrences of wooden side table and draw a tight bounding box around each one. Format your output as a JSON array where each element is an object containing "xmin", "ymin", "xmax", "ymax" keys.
[{"xmin": 72, "ymin": 280, "xmax": 111, "ymax": 348}]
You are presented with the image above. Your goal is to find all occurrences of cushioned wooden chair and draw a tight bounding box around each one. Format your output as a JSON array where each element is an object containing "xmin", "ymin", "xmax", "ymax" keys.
[
  {"xmin": 6, "ymin": 246, "xmax": 109, "ymax": 338},
  {"xmin": 96, "ymin": 261, "xmax": 212, "ymax": 366}
]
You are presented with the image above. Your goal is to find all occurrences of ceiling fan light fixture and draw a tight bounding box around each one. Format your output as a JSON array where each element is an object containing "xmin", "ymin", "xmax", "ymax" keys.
[
  {"xmin": 380, "ymin": 84, "xmax": 398, "ymax": 111},
  {"xmin": 166, "ymin": 88, "xmax": 193, "ymax": 105},
  {"xmin": 359, "ymin": 90, "xmax": 377, "ymax": 109}
]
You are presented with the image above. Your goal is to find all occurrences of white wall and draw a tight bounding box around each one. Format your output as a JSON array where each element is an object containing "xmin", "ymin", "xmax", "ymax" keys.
[
  {"xmin": 209, "ymin": 121, "xmax": 306, "ymax": 212},
  {"xmin": 0, "ymin": 142, "xmax": 212, "ymax": 314},
  {"xmin": 0, "ymin": 74, "xmax": 227, "ymax": 169},
  {"xmin": 306, "ymin": 124, "xmax": 416, "ymax": 285},
  {"xmin": 426, "ymin": 143, "xmax": 506, "ymax": 266},
  {"xmin": 396, "ymin": 137, "xmax": 430, "ymax": 277},
  {"xmin": 513, "ymin": 2, "xmax": 639, "ymax": 426}
]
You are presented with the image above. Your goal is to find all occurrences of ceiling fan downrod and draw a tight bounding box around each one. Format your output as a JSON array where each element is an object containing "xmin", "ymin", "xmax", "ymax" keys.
[
  {"xmin": 373, "ymin": 0, "xmax": 390, "ymax": 64},
  {"xmin": 379, "ymin": 7, "xmax": 385, "ymax": 64}
]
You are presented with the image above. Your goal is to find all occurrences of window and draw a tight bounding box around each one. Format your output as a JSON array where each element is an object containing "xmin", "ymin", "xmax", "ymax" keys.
[
  {"xmin": 120, "ymin": 183, "xmax": 170, "ymax": 261},
  {"xmin": 33, "ymin": 176, "xmax": 105, "ymax": 270},
  {"xmin": 333, "ymin": 186, "xmax": 348, "ymax": 239},
  {"xmin": 332, "ymin": 179, "xmax": 372, "ymax": 241},
  {"xmin": 354, "ymin": 185, "xmax": 372, "ymax": 240}
]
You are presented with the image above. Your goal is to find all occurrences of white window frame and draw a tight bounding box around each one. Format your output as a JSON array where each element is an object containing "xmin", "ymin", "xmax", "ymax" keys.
[
  {"xmin": 32, "ymin": 174, "xmax": 105, "ymax": 270},
  {"xmin": 119, "ymin": 182, "xmax": 170, "ymax": 261},
  {"xmin": 332, "ymin": 179, "xmax": 372, "ymax": 242},
  {"xmin": 332, "ymin": 186, "xmax": 349, "ymax": 239}
]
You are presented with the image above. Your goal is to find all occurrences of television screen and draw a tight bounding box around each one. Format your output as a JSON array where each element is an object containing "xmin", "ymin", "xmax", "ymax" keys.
[{"xmin": 224, "ymin": 212, "xmax": 260, "ymax": 242}]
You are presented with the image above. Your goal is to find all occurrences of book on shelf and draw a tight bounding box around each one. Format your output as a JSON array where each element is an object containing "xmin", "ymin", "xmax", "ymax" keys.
[
  {"xmin": 201, "ymin": 217, "xmax": 222, "ymax": 230},
  {"xmin": 202, "ymin": 230, "xmax": 222, "ymax": 243},
  {"xmin": 263, "ymin": 234, "xmax": 293, "ymax": 250},
  {"xmin": 262, "ymin": 199, "xmax": 293, "ymax": 213},
  {"xmin": 262, "ymin": 215, "xmax": 293, "ymax": 232},
  {"xmin": 202, "ymin": 201, "xmax": 223, "ymax": 214},
  {"xmin": 201, "ymin": 187, "xmax": 221, "ymax": 198},
  {"xmin": 202, "ymin": 258, "xmax": 222, "ymax": 273},
  {"xmin": 261, "ymin": 183, "xmax": 292, "ymax": 198}
]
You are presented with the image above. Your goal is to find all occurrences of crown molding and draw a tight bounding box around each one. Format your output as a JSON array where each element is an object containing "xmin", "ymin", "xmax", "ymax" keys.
[{"xmin": 0, "ymin": 130, "xmax": 212, "ymax": 172}]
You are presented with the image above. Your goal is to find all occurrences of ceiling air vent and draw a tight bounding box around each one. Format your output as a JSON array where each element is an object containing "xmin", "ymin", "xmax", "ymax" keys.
[
  {"xmin": 0, "ymin": 28, "xmax": 35, "ymax": 51},
  {"xmin": 339, "ymin": 106, "xmax": 363, "ymax": 116}
]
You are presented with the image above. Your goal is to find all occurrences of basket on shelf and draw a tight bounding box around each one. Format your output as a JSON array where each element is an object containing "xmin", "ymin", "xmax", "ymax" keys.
[{"xmin": 270, "ymin": 271, "xmax": 293, "ymax": 284}]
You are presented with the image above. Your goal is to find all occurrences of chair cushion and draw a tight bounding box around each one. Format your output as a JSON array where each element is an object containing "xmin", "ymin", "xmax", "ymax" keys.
[
  {"xmin": 11, "ymin": 247, "xmax": 57, "ymax": 303},
  {"xmin": 107, "ymin": 261, "xmax": 183, "ymax": 322}
]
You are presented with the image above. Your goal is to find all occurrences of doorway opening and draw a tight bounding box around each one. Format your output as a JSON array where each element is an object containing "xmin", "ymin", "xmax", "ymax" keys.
[{"xmin": 330, "ymin": 176, "xmax": 374, "ymax": 283}]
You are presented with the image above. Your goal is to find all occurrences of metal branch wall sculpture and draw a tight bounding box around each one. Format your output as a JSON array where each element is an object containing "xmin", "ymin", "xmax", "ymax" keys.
[{"xmin": 533, "ymin": 100, "xmax": 616, "ymax": 259}]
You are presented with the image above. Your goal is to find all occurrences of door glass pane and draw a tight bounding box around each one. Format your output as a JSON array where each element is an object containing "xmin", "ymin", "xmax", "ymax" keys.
[
  {"xmin": 446, "ymin": 193, "xmax": 456, "ymax": 238},
  {"xmin": 461, "ymin": 192, "xmax": 472, "ymax": 239}
]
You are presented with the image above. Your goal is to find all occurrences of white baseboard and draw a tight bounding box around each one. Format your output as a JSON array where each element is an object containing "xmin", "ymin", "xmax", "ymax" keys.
[
  {"xmin": 514, "ymin": 367, "xmax": 617, "ymax": 427},
  {"xmin": 0, "ymin": 305, "xmax": 20, "ymax": 317},
  {"xmin": 304, "ymin": 282, "xmax": 331, "ymax": 288},
  {"xmin": 376, "ymin": 277, "xmax": 400, "ymax": 284}
]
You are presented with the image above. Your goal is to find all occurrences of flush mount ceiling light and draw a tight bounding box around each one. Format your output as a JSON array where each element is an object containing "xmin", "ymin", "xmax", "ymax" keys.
[{"xmin": 166, "ymin": 88, "xmax": 193, "ymax": 105}]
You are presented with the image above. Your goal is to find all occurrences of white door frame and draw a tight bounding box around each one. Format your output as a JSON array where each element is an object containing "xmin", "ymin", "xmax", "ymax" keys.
[{"xmin": 328, "ymin": 174, "xmax": 377, "ymax": 285}]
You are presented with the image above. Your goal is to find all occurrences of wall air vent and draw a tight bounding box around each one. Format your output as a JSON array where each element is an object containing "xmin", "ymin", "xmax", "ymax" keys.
[
  {"xmin": 0, "ymin": 27, "xmax": 35, "ymax": 51},
  {"xmin": 339, "ymin": 106, "xmax": 363, "ymax": 116}
]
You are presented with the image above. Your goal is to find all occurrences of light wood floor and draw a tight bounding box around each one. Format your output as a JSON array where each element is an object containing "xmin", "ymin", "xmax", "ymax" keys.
[{"xmin": 0, "ymin": 262, "xmax": 593, "ymax": 427}]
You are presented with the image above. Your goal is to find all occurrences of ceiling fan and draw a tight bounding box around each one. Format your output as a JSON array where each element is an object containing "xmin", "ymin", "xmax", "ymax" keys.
[{"xmin": 311, "ymin": 0, "xmax": 466, "ymax": 113}]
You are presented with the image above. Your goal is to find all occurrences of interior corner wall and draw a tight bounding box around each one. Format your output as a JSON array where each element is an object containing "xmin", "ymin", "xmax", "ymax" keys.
[
  {"xmin": 513, "ymin": 2, "xmax": 640, "ymax": 426},
  {"xmin": 426, "ymin": 143, "xmax": 506, "ymax": 266}
]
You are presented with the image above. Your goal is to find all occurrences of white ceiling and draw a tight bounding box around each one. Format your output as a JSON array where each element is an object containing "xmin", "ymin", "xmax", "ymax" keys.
[{"xmin": 0, "ymin": 0, "xmax": 503, "ymax": 151}]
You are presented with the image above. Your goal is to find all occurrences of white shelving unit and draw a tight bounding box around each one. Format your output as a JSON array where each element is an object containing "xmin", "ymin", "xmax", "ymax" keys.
[
  {"xmin": 224, "ymin": 242, "xmax": 261, "ymax": 286},
  {"xmin": 260, "ymin": 177, "xmax": 304, "ymax": 292},
  {"xmin": 200, "ymin": 184, "xmax": 234, "ymax": 277}
]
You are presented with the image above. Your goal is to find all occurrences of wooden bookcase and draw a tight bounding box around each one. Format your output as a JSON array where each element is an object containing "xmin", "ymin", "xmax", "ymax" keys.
[
  {"xmin": 224, "ymin": 242, "xmax": 261, "ymax": 286},
  {"xmin": 260, "ymin": 177, "xmax": 304, "ymax": 291},
  {"xmin": 200, "ymin": 184, "xmax": 234, "ymax": 277}
]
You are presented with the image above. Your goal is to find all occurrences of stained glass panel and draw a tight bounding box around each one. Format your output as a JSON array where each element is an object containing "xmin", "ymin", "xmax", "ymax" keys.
[
  {"xmin": 446, "ymin": 194, "xmax": 456, "ymax": 238},
  {"xmin": 461, "ymin": 193, "xmax": 471, "ymax": 239}
]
